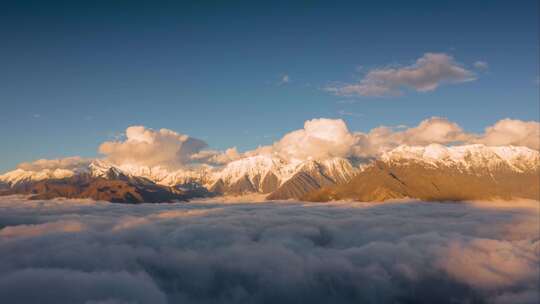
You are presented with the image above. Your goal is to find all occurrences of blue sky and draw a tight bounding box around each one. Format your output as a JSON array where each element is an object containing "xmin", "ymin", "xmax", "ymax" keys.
[{"xmin": 0, "ymin": 0, "xmax": 538, "ymax": 172}]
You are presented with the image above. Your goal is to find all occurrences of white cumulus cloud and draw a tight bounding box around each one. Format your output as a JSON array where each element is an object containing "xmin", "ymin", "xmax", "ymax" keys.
[
  {"xmin": 17, "ymin": 157, "xmax": 92, "ymax": 171},
  {"xmin": 473, "ymin": 119, "xmax": 540, "ymax": 150},
  {"xmin": 254, "ymin": 118, "xmax": 358, "ymax": 162},
  {"xmin": 98, "ymin": 126, "xmax": 208, "ymax": 169},
  {"xmin": 190, "ymin": 147, "xmax": 242, "ymax": 165},
  {"xmin": 243, "ymin": 117, "xmax": 539, "ymax": 162},
  {"xmin": 244, "ymin": 117, "xmax": 473, "ymax": 161},
  {"xmin": 352, "ymin": 117, "xmax": 473, "ymax": 157}
]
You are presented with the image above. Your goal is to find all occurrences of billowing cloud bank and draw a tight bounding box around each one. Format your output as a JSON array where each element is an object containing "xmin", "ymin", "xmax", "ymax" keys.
[
  {"xmin": 473, "ymin": 119, "xmax": 540, "ymax": 150},
  {"xmin": 17, "ymin": 156, "xmax": 92, "ymax": 171},
  {"xmin": 249, "ymin": 118, "xmax": 358, "ymax": 162},
  {"xmin": 0, "ymin": 197, "xmax": 538, "ymax": 304},
  {"xmin": 12, "ymin": 117, "xmax": 539, "ymax": 173},
  {"xmin": 352, "ymin": 116, "xmax": 472, "ymax": 157},
  {"xmin": 326, "ymin": 53, "xmax": 476, "ymax": 97},
  {"xmin": 98, "ymin": 126, "xmax": 208, "ymax": 169},
  {"xmin": 246, "ymin": 117, "xmax": 540, "ymax": 161}
]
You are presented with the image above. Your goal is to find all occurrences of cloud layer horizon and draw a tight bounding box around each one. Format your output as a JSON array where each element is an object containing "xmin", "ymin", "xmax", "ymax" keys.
[
  {"xmin": 12, "ymin": 116, "xmax": 540, "ymax": 173},
  {"xmin": 0, "ymin": 197, "xmax": 538, "ymax": 304}
]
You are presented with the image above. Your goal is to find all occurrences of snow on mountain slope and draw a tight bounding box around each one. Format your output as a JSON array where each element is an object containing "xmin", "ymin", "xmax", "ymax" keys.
[
  {"xmin": 266, "ymin": 157, "xmax": 358, "ymax": 200},
  {"xmin": 215, "ymin": 155, "xmax": 293, "ymax": 182},
  {"xmin": 88, "ymin": 160, "xmax": 124, "ymax": 178},
  {"xmin": 305, "ymin": 145, "xmax": 540, "ymax": 203},
  {"xmin": 0, "ymin": 168, "xmax": 76, "ymax": 187},
  {"xmin": 0, "ymin": 160, "xmax": 149, "ymax": 188},
  {"xmin": 208, "ymin": 155, "xmax": 296, "ymax": 193},
  {"xmin": 2, "ymin": 144, "xmax": 538, "ymax": 201},
  {"xmin": 208, "ymin": 155, "xmax": 359, "ymax": 195},
  {"xmin": 115, "ymin": 164, "xmax": 214, "ymax": 188},
  {"xmin": 318, "ymin": 157, "xmax": 358, "ymax": 184},
  {"xmin": 381, "ymin": 144, "xmax": 539, "ymax": 172}
]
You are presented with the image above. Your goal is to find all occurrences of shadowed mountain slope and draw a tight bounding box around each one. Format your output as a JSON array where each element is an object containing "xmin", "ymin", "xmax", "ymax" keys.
[{"xmin": 304, "ymin": 145, "xmax": 540, "ymax": 202}]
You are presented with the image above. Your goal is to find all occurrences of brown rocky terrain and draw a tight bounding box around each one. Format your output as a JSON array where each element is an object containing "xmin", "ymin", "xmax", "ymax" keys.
[
  {"xmin": 303, "ymin": 160, "xmax": 540, "ymax": 202},
  {"xmin": 6, "ymin": 174, "xmax": 191, "ymax": 204}
]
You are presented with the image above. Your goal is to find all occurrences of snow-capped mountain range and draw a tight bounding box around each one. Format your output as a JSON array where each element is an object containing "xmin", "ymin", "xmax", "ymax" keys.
[
  {"xmin": 381, "ymin": 144, "xmax": 539, "ymax": 172},
  {"xmin": 304, "ymin": 144, "xmax": 540, "ymax": 202},
  {"xmin": 1, "ymin": 144, "xmax": 538, "ymax": 202},
  {"xmin": 0, "ymin": 153, "xmax": 359, "ymax": 199}
]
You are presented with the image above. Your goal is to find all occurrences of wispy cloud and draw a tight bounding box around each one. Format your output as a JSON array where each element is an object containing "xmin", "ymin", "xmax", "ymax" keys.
[
  {"xmin": 325, "ymin": 53, "xmax": 476, "ymax": 97},
  {"xmin": 337, "ymin": 110, "xmax": 363, "ymax": 118},
  {"xmin": 473, "ymin": 61, "xmax": 489, "ymax": 70},
  {"xmin": 279, "ymin": 74, "xmax": 290, "ymax": 85}
]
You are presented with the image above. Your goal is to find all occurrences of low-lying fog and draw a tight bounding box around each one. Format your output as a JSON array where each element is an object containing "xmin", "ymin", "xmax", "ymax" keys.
[{"xmin": 0, "ymin": 196, "xmax": 538, "ymax": 304}]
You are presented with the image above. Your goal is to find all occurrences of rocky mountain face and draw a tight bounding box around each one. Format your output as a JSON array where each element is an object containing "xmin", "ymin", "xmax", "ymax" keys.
[
  {"xmin": 212, "ymin": 156, "xmax": 360, "ymax": 200},
  {"xmin": 1, "ymin": 144, "xmax": 538, "ymax": 203},
  {"xmin": 107, "ymin": 155, "xmax": 358, "ymax": 199},
  {"xmin": 0, "ymin": 162, "xmax": 194, "ymax": 203},
  {"xmin": 117, "ymin": 155, "xmax": 359, "ymax": 200},
  {"xmin": 0, "ymin": 156, "xmax": 358, "ymax": 202},
  {"xmin": 304, "ymin": 144, "xmax": 540, "ymax": 202},
  {"xmin": 208, "ymin": 155, "xmax": 294, "ymax": 194},
  {"xmin": 22, "ymin": 176, "xmax": 190, "ymax": 204},
  {"xmin": 266, "ymin": 158, "xmax": 357, "ymax": 200}
]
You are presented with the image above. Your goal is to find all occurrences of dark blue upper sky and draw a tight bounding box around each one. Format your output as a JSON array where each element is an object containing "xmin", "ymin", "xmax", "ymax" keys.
[{"xmin": 1, "ymin": 0, "xmax": 538, "ymax": 171}]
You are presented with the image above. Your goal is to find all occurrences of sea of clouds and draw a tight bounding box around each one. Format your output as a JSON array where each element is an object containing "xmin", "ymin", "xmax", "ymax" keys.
[{"xmin": 0, "ymin": 196, "xmax": 538, "ymax": 304}]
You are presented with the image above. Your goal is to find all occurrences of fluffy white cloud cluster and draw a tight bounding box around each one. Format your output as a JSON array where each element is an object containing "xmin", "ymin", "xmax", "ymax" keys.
[
  {"xmin": 251, "ymin": 118, "xmax": 358, "ymax": 162},
  {"xmin": 327, "ymin": 53, "xmax": 476, "ymax": 97},
  {"xmin": 98, "ymin": 126, "xmax": 246, "ymax": 169},
  {"xmin": 247, "ymin": 117, "xmax": 540, "ymax": 161},
  {"xmin": 191, "ymin": 147, "xmax": 242, "ymax": 165},
  {"xmin": 353, "ymin": 117, "xmax": 472, "ymax": 157},
  {"xmin": 473, "ymin": 119, "xmax": 540, "ymax": 150},
  {"xmin": 99, "ymin": 126, "xmax": 212, "ymax": 169},
  {"xmin": 0, "ymin": 197, "xmax": 537, "ymax": 304},
  {"xmin": 17, "ymin": 157, "xmax": 91, "ymax": 171}
]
